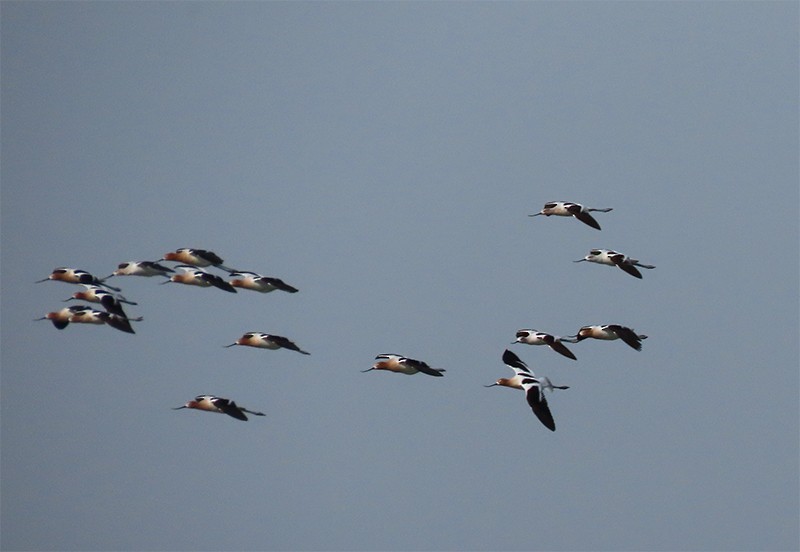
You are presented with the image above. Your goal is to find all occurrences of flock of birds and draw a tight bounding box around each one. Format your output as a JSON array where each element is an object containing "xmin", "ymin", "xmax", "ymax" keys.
[
  {"xmin": 35, "ymin": 201, "xmax": 654, "ymax": 431},
  {"xmin": 486, "ymin": 200, "xmax": 654, "ymax": 431},
  {"xmin": 35, "ymin": 248, "xmax": 307, "ymax": 421}
]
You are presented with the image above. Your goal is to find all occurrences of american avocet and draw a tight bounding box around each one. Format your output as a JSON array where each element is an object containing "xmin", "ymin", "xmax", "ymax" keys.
[
  {"xmin": 36, "ymin": 305, "xmax": 94, "ymax": 330},
  {"xmin": 36, "ymin": 267, "xmax": 121, "ymax": 291},
  {"xmin": 484, "ymin": 348, "xmax": 536, "ymax": 389},
  {"xmin": 513, "ymin": 329, "xmax": 577, "ymax": 360},
  {"xmin": 161, "ymin": 265, "xmax": 237, "ymax": 293},
  {"xmin": 229, "ymin": 271, "xmax": 299, "ymax": 293},
  {"xmin": 563, "ymin": 324, "xmax": 648, "ymax": 351},
  {"xmin": 68, "ymin": 307, "xmax": 142, "ymax": 334},
  {"xmin": 107, "ymin": 261, "xmax": 174, "ymax": 278},
  {"xmin": 529, "ymin": 201, "xmax": 613, "ymax": 230},
  {"xmin": 161, "ymin": 248, "xmax": 237, "ymax": 273},
  {"xmin": 574, "ymin": 249, "xmax": 655, "ymax": 279},
  {"xmin": 361, "ymin": 354, "xmax": 445, "ymax": 376},
  {"xmin": 486, "ymin": 349, "xmax": 570, "ymax": 393},
  {"xmin": 486, "ymin": 350, "xmax": 568, "ymax": 432},
  {"xmin": 224, "ymin": 332, "xmax": 310, "ymax": 355},
  {"xmin": 64, "ymin": 284, "xmax": 136, "ymax": 318},
  {"xmin": 39, "ymin": 306, "xmax": 142, "ymax": 333},
  {"xmin": 173, "ymin": 395, "xmax": 265, "ymax": 421}
]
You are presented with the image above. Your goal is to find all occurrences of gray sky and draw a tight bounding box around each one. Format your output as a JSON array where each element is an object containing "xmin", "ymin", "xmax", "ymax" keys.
[{"xmin": 2, "ymin": 2, "xmax": 798, "ymax": 551}]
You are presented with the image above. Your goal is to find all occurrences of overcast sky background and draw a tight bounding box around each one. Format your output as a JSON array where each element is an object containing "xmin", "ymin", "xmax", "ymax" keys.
[{"xmin": 2, "ymin": 2, "xmax": 798, "ymax": 551}]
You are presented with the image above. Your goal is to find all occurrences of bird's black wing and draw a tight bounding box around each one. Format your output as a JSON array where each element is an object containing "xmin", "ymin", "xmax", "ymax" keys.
[
  {"xmin": 608, "ymin": 325, "xmax": 643, "ymax": 350},
  {"xmin": 51, "ymin": 319, "xmax": 70, "ymax": 330},
  {"xmin": 270, "ymin": 335, "xmax": 310, "ymax": 355},
  {"xmin": 99, "ymin": 294, "xmax": 127, "ymax": 318},
  {"xmin": 523, "ymin": 380, "xmax": 556, "ymax": 431},
  {"xmin": 502, "ymin": 349, "xmax": 529, "ymax": 373},
  {"xmin": 215, "ymin": 399, "xmax": 249, "ymax": 421},
  {"xmin": 572, "ymin": 210, "xmax": 602, "ymax": 230},
  {"xmin": 263, "ymin": 277, "xmax": 299, "ymax": 293},
  {"xmin": 196, "ymin": 249, "xmax": 225, "ymax": 265},
  {"xmin": 202, "ymin": 273, "xmax": 237, "ymax": 293},
  {"xmin": 103, "ymin": 313, "xmax": 136, "ymax": 334},
  {"xmin": 549, "ymin": 339, "xmax": 577, "ymax": 360},
  {"xmin": 616, "ymin": 261, "xmax": 643, "ymax": 279},
  {"xmin": 401, "ymin": 357, "xmax": 444, "ymax": 377}
]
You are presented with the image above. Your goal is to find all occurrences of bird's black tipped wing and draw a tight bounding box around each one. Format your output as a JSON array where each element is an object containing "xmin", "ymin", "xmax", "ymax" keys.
[
  {"xmin": 218, "ymin": 400, "xmax": 249, "ymax": 421},
  {"xmin": 502, "ymin": 349, "xmax": 529, "ymax": 373},
  {"xmin": 51, "ymin": 319, "xmax": 70, "ymax": 330},
  {"xmin": 616, "ymin": 261, "xmax": 643, "ymax": 279},
  {"xmin": 270, "ymin": 335, "xmax": 310, "ymax": 355},
  {"xmin": 263, "ymin": 277, "xmax": 299, "ymax": 293},
  {"xmin": 608, "ymin": 325, "xmax": 643, "ymax": 350},
  {"xmin": 195, "ymin": 249, "xmax": 225, "ymax": 265},
  {"xmin": 201, "ymin": 273, "xmax": 237, "ymax": 293},
  {"xmin": 572, "ymin": 210, "xmax": 602, "ymax": 230},
  {"xmin": 75, "ymin": 271, "xmax": 97, "ymax": 285},
  {"xmin": 104, "ymin": 313, "xmax": 136, "ymax": 334},
  {"xmin": 400, "ymin": 357, "xmax": 445, "ymax": 377},
  {"xmin": 548, "ymin": 339, "xmax": 578, "ymax": 360},
  {"xmin": 99, "ymin": 294, "xmax": 127, "ymax": 318},
  {"xmin": 142, "ymin": 261, "xmax": 174, "ymax": 273},
  {"xmin": 523, "ymin": 380, "xmax": 556, "ymax": 431},
  {"xmin": 78, "ymin": 270, "xmax": 122, "ymax": 291}
]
